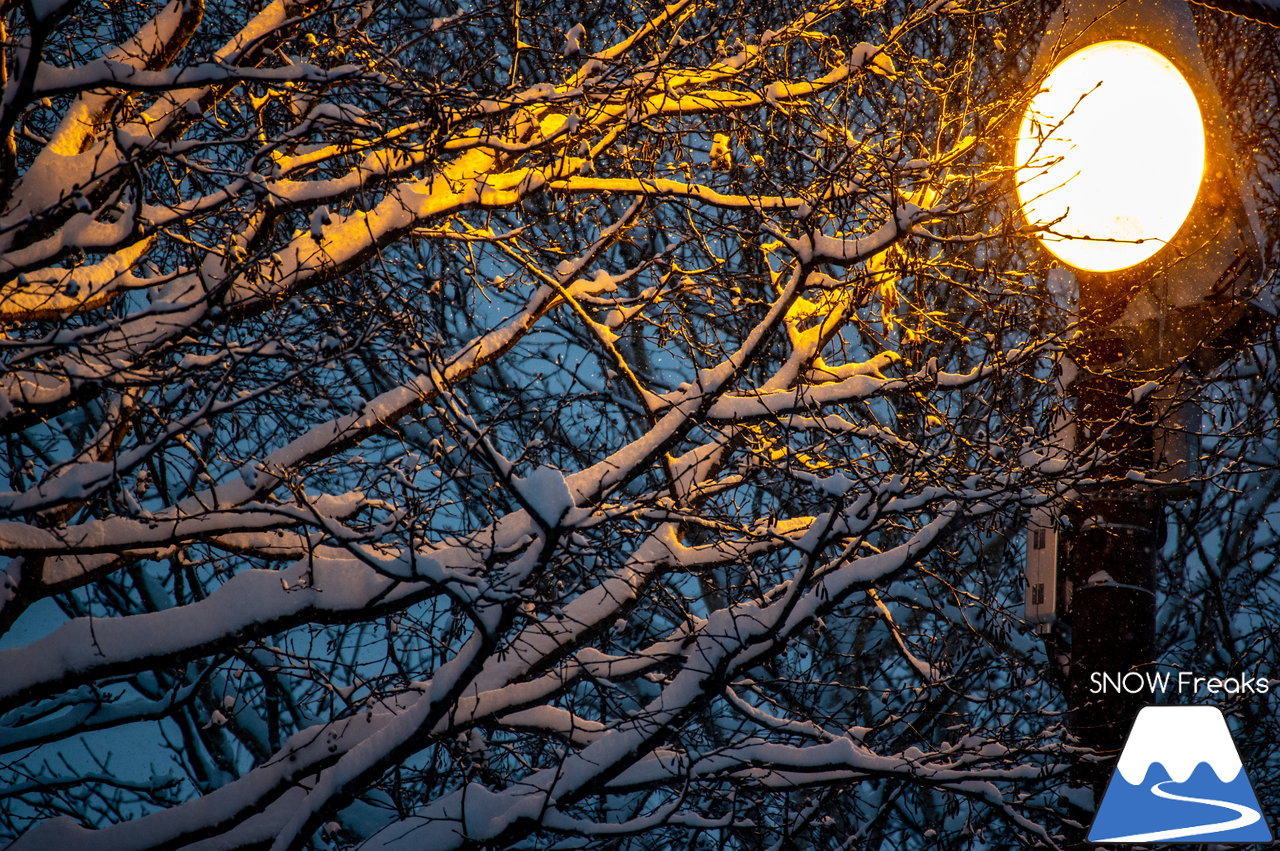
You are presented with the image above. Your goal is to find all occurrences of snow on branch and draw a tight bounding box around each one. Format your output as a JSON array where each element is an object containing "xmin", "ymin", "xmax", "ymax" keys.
[{"xmin": 0, "ymin": 0, "xmax": 1115, "ymax": 847}]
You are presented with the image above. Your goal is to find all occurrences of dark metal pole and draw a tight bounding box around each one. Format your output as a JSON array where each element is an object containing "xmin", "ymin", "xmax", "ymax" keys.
[{"xmin": 1059, "ymin": 307, "xmax": 1165, "ymax": 820}]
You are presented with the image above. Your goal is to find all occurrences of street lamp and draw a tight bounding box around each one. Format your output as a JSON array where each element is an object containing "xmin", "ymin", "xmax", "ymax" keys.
[
  {"xmin": 1012, "ymin": 0, "xmax": 1266, "ymax": 343},
  {"xmin": 1013, "ymin": 0, "xmax": 1272, "ymax": 830},
  {"xmin": 1015, "ymin": 40, "xmax": 1205, "ymax": 274}
]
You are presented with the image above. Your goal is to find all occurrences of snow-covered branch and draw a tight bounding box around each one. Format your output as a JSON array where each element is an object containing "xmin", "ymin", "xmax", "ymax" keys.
[{"xmin": 0, "ymin": 0, "xmax": 1188, "ymax": 847}]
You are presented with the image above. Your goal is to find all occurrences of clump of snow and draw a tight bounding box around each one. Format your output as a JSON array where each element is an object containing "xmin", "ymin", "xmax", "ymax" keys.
[
  {"xmin": 513, "ymin": 466, "xmax": 575, "ymax": 527},
  {"xmin": 820, "ymin": 473, "xmax": 855, "ymax": 495},
  {"xmin": 563, "ymin": 23, "xmax": 586, "ymax": 58},
  {"xmin": 566, "ymin": 268, "xmax": 618, "ymax": 297},
  {"xmin": 310, "ymin": 206, "xmax": 332, "ymax": 240},
  {"xmin": 868, "ymin": 49, "xmax": 896, "ymax": 77},
  {"xmin": 1129, "ymin": 381, "xmax": 1160, "ymax": 403},
  {"xmin": 710, "ymin": 133, "xmax": 732, "ymax": 171}
]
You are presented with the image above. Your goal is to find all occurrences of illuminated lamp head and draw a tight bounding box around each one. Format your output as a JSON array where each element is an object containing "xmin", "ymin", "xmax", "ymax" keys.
[{"xmin": 1015, "ymin": 40, "xmax": 1206, "ymax": 273}]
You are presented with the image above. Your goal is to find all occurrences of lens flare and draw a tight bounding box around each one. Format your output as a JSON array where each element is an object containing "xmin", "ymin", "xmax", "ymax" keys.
[{"xmin": 1015, "ymin": 41, "xmax": 1205, "ymax": 273}]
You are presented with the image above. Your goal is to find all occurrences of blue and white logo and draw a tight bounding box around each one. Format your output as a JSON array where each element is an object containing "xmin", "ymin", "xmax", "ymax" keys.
[{"xmin": 1089, "ymin": 705, "xmax": 1273, "ymax": 844}]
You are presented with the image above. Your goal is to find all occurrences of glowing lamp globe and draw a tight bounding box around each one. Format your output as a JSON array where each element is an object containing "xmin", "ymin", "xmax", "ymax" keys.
[{"xmin": 1015, "ymin": 41, "xmax": 1206, "ymax": 273}]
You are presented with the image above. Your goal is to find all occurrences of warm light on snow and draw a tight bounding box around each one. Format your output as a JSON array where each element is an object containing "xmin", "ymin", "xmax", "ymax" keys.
[{"xmin": 1015, "ymin": 40, "xmax": 1205, "ymax": 272}]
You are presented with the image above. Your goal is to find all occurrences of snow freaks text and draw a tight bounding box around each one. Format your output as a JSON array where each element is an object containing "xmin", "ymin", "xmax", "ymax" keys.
[{"xmin": 1089, "ymin": 671, "xmax": 1272, "ymax": 696}]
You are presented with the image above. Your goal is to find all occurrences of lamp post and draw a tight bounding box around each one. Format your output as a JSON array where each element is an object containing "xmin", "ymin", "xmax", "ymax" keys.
[{"xmin": 1013, "ymin": 0, "xmax": 1270, "ymax": 826}]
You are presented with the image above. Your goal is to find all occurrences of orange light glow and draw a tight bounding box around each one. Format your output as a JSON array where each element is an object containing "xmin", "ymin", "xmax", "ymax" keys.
[{"xmin": 1015, "ymin": 41, "xmax": 1205, "ymax": 273}]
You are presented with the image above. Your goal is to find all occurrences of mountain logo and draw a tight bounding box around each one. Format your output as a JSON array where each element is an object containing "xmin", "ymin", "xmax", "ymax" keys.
[{"xmin": 1089, "ymin": 705, "xmax": 1273, "ymax": 844}]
